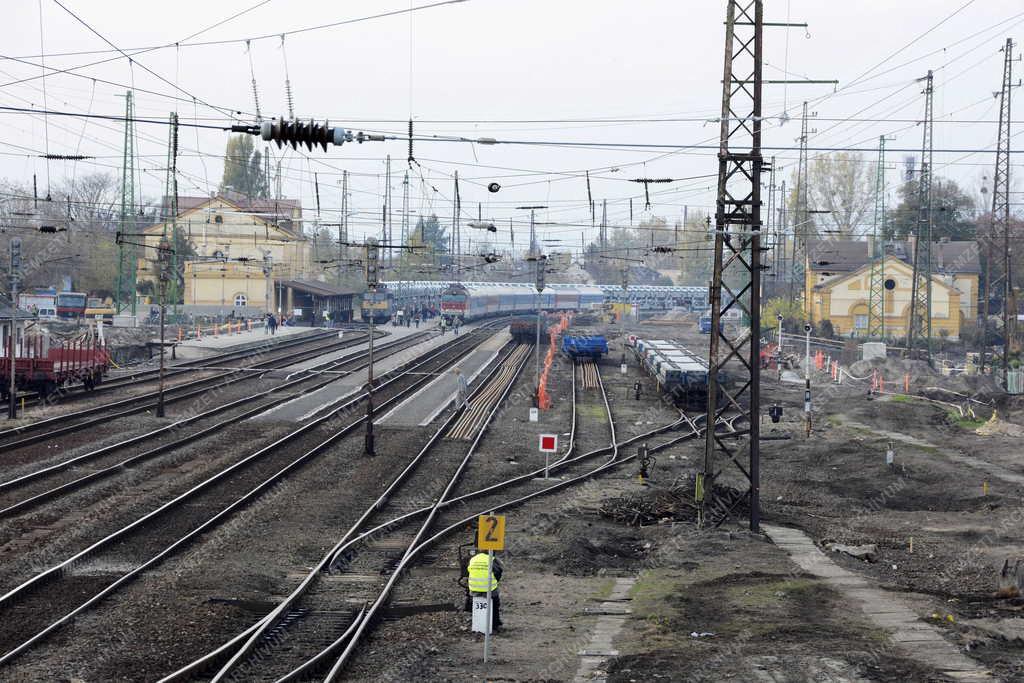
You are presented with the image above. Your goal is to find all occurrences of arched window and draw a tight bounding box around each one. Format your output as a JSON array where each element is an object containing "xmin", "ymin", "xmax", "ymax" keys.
[
  {"xmin": 214, "ymin": 214, "xmax": 224, "ymax": 224},
  {"xmin": 234, "ymin": 293, "xmax": 247, "ymax": 307}
]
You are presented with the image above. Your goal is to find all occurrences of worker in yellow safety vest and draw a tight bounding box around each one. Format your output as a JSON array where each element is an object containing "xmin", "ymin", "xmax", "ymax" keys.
[{"xmin": 467, "ymin": 552, "xmax": 504, "ymax": 630}]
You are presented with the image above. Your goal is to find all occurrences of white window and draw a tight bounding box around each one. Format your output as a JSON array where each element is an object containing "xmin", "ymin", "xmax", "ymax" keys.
[
  {"xmin": 234, "ymin": 294, "xmax": 248, "ymax": 307},
  {"xmin": 854, "ymin": 314, "xmax": 868, "ymax": 330}
]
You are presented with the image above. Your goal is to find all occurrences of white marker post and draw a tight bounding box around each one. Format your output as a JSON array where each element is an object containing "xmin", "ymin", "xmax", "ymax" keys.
[
  {"xmin": 539, "ymin": 433, "xmax": 558, "ymax": 479},
  {"xmin": 477, "ymin": 513, "xmax": 506, "ymax": 664}
]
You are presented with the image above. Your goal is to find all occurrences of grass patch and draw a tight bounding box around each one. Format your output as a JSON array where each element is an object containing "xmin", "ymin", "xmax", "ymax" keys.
[
  {"xmin": 948, "ymin": 410, "xmax": 986, "ymax": 430},
  {"xmin": 889, "ymin": 394, "xmax": 912, "ymax": 403}
]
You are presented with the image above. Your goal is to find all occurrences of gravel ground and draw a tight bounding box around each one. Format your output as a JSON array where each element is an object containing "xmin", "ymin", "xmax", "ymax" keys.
[
  {"xmin": 5, "ymin": 316, "xmax": 1021, "ymax": 681},
  {"xmin": 0, "ymin": 326, "xmax": 502, "ymax": 681}
]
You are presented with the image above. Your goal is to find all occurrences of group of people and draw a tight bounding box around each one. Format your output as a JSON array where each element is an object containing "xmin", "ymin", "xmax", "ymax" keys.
[{"xmin": 439, "ymin": 316, "xmax": 463, "ymax": 335}]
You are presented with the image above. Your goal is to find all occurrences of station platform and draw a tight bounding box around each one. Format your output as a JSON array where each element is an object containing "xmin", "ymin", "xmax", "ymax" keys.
[
  {"xmin": 377, "ymin": 329, "xmax": 512, "ymax": 427},
  {"xmin": 281, "ymin": 322, "xmax": 429, "ymax": 373},
  {"xmin": 255, "ymin": 321, "xmax": 488, "ymax": 422},
  {"xmin": 173, "ymin": 325, "xmax": 320, "ymax": 360}
]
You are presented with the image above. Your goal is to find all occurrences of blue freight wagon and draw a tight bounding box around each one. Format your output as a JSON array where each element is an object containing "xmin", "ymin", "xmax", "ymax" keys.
[{"xmin": 562, "ymin": 335, "xmax": 608, "ymax": 359}]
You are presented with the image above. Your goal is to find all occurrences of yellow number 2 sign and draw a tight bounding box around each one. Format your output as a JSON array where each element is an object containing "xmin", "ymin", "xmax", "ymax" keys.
[{"xmin": 477, "ymin": 514, "xmax": 506, "ymax": 551}]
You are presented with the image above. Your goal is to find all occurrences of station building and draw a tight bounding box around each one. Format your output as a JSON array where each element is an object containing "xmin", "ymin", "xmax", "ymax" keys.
[
  {"xmin": 136, "ymin": 193, "xmax": 344, "ymax": 318},
  {"xmin": 804, "ymin": 238, "xmax": 980, "ymax": 340}
]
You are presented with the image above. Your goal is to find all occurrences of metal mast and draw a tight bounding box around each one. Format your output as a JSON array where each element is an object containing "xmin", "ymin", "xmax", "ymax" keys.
[
  {"xmin": 765, "ymin": 157, "xmax": 776, "ymax": 297},
  {"xmin": 867, "ymin": 136, "xmax": 887, "ymax": 339},
  {"xmin": 994, "ymin": 39, "xmax": 1017, "ymax": 385},
  {"xmin": 116, "ymin": 90, "xmax": 138, "ymax": 317},
  {"xmin": 907, "ymin": 71, "xmax": 934, "ymax": 362},
  {"xmin": 701, "ymin": 0, "xmax": 764, "ymax": 532},
  {"xmin": 399, "ymin": 172, "xmax": 409, "ymax": 302},
  {"xmin": 338, "ymin": 170, "xmax": 347, "ymax": 287},
  {"xmin": 163, "ymin": 112, "xmax": 180, "ymax": 314},
  {"xmin": 791, "ymin": 101, "xmax": 810, "ymax": 305}
]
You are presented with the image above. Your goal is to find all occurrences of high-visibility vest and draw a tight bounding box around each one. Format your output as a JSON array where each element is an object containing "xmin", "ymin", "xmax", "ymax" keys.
[{"xmin": 467, "ymin": 553, "xmax": 499, "ymax": 592}]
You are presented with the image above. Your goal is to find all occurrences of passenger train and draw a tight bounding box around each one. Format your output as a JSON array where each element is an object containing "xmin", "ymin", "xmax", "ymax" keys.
[
  {"xmin": 428, "ymin": 282, "xmax": 706, "ymax": 323},
  {"xmin": 362, "ymin": 281, "xmax": 710, "ymax": 324}
]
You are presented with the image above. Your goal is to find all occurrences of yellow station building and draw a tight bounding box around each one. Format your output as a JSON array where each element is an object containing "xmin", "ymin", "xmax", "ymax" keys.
[
  {"xmin": 137, "ymin": 193, "xmax": 313, "ymax": 312},
  {"xmin": 804, "ymin": 238, "xmax": 979, "ymax": 341}
]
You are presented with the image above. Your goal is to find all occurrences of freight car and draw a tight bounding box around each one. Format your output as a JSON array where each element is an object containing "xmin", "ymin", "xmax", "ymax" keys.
[
  {"xmin": 633, "ymin": 338, "xmax": 713, "ymax": 406},
  {"xmin": 562, "ymin": 335, "xmax": 608, "ymax": 359},
  {"xmin": 0, "ymin": 336, "xmax": 110, "ymax": 398}
]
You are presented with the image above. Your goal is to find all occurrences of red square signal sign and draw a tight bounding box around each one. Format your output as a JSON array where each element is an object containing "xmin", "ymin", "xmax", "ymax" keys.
[{"xmin": 539, "ymin": 434, "xmax": 558, "ymax": 453}]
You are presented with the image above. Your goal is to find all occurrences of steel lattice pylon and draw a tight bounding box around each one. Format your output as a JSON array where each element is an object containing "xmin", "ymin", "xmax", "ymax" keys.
[
  {"xmin": 790, "ymin": 101, "xmax": 810, "ymax": 305},
  {"xmin": 907, "ymin": 71, "xmax": 934, "ymax": 361},
  {"xmin": 994, "ymin": 38, "xmax": 1016, "ymax": 384},
  {"xmin": 162, "ymin": 112, "xmax": 181, "ymax": 313},
  {"xmin": 867, "ymin": 136, "xmax": 887, "ymax": 339},
  {"xmin": 701, "ymin": 0, "xmax": 763, "ymax": 532},
  {"xmin": 116, "ymin": 90, "xmax": 138, "ymax": 317}
]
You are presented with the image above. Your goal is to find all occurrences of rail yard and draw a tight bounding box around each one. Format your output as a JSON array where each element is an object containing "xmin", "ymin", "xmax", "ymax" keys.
[{"xmin": 2, "ymin": 0, "xmax": 1024, "ymax": 681}]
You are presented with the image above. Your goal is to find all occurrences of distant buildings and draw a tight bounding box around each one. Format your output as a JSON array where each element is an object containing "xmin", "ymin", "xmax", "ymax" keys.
[
  {"xmin": 803, "ymin": 238, "xmax": 980, "ymax": 340},
  {"xmin": 136, "ymin": 193, "xmax": 313, "ymax": 312}
]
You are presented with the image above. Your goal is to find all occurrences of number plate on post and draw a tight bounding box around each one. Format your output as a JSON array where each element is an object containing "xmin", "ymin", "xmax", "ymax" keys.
[{"xmin": 477, "ymin": 514, "xmax": 506, "ymax": 551}]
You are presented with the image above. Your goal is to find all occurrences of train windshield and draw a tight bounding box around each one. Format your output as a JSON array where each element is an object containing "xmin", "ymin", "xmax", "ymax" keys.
[{"xmin": 57, "ymin": 293, "xmax": 87, "ymax": 308}]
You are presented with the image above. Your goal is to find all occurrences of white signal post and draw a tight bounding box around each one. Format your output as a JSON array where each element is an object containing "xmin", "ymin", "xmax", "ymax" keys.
[
  {"xmin": 539, "ymin": 433, "xmax": 558, "ymax": 479},
  {"xmin": 477, "ymin": 513, "xmax": 506, "ymax": 663}
]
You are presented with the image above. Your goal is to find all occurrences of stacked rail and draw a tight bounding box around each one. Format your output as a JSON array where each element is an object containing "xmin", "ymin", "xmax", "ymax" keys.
[
  {"xmin": 447, "ymin": 343, "xmax": 532, "ymax": 440},
  {"xmin": 580, "ymin": 359, "xmax": 600, "ymax": 389}
]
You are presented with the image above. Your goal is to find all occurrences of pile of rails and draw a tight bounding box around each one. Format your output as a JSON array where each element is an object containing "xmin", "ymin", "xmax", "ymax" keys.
[
  {"xmin": 446, "ymin": 343, "xmax": 532, "ymax": 440},
  {"xmin": 631, "ymin": 337, "xmax": 712, "ymax": 406},
  {"xmin": 580, "ymin": 359, "xmax": 600, "ymax": 389}
]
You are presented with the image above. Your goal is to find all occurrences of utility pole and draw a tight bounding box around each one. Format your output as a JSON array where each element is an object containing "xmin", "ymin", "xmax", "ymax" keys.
[
  {"xmin": 162, "ymin": 112, "xmax": 180, "ymax": 319},
  {"xmin": 867, "ymin": 136, "xmax": 887, "ymax": 339},
  {"xmin": 364, "ymin": 237, "xmax": 380, "ymax": 456},
  {"xmin": 907, "ymin": 71, "xmax": 934, "ymax": 363},
  {"xmin": 791, "ymin": 101, "xmax": 811, "ymax": 306},
  {"xmin": 116, "ymin": 90, "xmax": 138, "ymax": 318},
  {"xmin": 384, "ymin": 155, "xmax": 392, "ymax": 272},
  {"xmin": 600, "ymin": 199, "xmax": 608, "ymax": 249},
  {"xmin": 8, "ymin": 238, "xmax": 20, "ymax": 419},
  {"xmin": 338, "ymin": 170, "xmax": 348, "ymax": 288},
  {"xmin": 156, "ymin": 237, "xmax": 172, "ymax": 419},
  {"xmin": 699, "ymin": 1, "xmax": 825, "ymax": 531},
  {"xmin": 534, "ymin": 253, "xmax": 545, "ymax": 405},
  {"xmin": 992, "ymin": 38, "xmax": 1017, "ymax": 387},
  {"xmin": 399, "ymin": 172, "xmax": 410, "ymax": 306},
  {"xmin": 620, "ymin": 266, "xmax": 629, "ymax": 366},
  {"xmin": 765, "ymin": 158, "xmax": 776, "ymax": 298}
]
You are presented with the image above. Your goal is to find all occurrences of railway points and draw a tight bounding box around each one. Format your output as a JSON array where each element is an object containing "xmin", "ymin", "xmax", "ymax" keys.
[{"xmin": 1, "ymin": 2, "xmax": 1021, "ymax": 680}]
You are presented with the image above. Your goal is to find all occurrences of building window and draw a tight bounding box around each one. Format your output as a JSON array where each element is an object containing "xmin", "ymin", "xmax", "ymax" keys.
[
  {"xmin": 234, "ymin": 294, "xmax": 247, "ymax": 307},
  {"xmin": 214, "ymin": 215, "xmax": 224, "ymax": 224},
  {"xmin": 854, "ymin": 314, "xmax": 868, "ymax": 330}
]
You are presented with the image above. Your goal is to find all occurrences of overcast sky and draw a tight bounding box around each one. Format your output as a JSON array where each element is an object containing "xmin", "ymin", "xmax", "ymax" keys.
[{"xmin": 2, "ymin": 0, "xmax": 1022, "ymax": 252}]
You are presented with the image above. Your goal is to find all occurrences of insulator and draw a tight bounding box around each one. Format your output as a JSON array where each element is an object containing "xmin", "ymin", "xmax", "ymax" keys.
[{"xmin": 259, "ymin": 117, "xmax": 349, "ymax": 151}]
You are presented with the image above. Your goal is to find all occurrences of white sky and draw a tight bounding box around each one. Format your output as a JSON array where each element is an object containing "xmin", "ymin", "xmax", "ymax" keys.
[{"xmin": 1, "ymin": 0, "xmax": 1022, "ymax": 253}]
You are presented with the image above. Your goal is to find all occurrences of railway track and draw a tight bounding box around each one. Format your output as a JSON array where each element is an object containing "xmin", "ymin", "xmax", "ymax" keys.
[
  {"xmin": 0, "ymin": 330, "xmax": 448, "ymax": 520},
  {"xmin": 162, "ymin": 339, "xmax": 535, "ymax": 682},
  {"xmin": 446, "ymin": 343, "xmax": 532, "ymax": 440},
  {"xmin": 161, "ymin": 360, "xmax": 744, "ymax": 681},
  {"xmin": 0, "ymin": 323, "xmax": 510, "ymax": 666},
  {"xmin": 16, "ymin": 328, "xmax": 364, "ymax": 407},
  {"xmin": 0, "ymin": 329, "xmax": 419, "ymax": 455}
]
